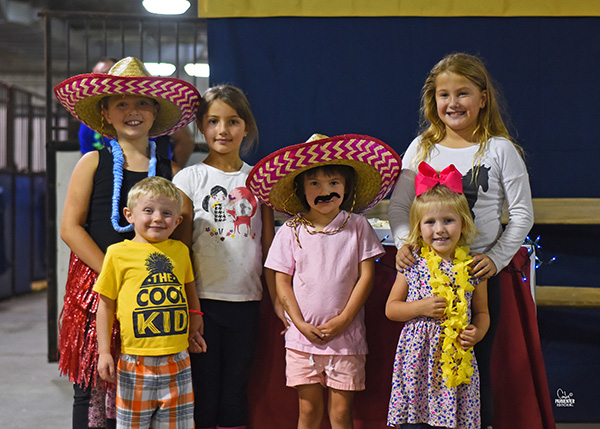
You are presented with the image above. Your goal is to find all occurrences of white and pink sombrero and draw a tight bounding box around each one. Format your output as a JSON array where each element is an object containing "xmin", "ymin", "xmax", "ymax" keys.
[
  {"xmin": 54, "ymin": 56, "xmax": 201, "ymax": 138},
  {"xmin": 247, "ymin": 134, "xmax": 402, "ymax": 215}
]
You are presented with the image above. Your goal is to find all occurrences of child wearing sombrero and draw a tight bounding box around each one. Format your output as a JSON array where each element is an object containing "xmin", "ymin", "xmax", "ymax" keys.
[
  {"xmin": 54, "ymin": 57, "xmax": 201, "ymax": 429},
  {"xmin": 247, "ymin": 134, "xmax": 401, "ymax": 428}
]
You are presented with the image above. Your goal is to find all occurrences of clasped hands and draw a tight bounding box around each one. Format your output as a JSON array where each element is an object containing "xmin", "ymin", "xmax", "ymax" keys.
[{"xmin": 297, "ymin": 314, "xmax": 349, "ymax": 344}]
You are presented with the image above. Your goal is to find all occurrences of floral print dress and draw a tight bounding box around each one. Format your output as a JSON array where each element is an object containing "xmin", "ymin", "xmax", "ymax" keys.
[{"xmin": 387, "ymin": 255, "xmax": 480, "ymax": 428}]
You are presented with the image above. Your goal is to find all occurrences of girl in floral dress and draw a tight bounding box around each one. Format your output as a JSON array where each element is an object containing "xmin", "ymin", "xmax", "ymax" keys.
[{"xmin": 386, "ymin": 162, "xmax": 490, "ymax": 429}]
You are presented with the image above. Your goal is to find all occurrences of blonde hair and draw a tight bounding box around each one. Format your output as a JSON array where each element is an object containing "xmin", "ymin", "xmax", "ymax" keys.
[
  {"xmin": 416, "ymin": 52, "xmax": 523, "ymax": 170},
  {"xmin": 127, "ymin": 176, "xmax": 183, "ymax": 214},
  {"xmin": 406, "ymin": 185, "xmax": 477, "ymax": 250},
  {"xmin": 198, "ymin": 84, "xmax": 259, "ymax": 155}
]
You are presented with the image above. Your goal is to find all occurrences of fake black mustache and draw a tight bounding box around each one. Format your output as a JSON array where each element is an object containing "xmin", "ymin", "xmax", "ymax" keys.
[{"xmin": 314, "ymin": 192, "xmax": 341, "ymax": 204}]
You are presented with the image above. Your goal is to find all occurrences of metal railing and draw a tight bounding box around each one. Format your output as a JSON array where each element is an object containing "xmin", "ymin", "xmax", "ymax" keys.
[
  {"xmin": 0, "ymin": 82, "xmax": 46, "ymax": 172},
  {"xmin": 0, "ymin": 81, "xmax": 46, "ymax": 303}
]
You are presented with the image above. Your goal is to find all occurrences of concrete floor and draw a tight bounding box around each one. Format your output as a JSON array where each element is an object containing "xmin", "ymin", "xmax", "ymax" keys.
[
  {"xmin": 0, "ymin": 290, "xmax": 599, "ymax": 429},
  {"xmin": 0, "ymin": 290, "xmax": 72, "ymax": 428}
]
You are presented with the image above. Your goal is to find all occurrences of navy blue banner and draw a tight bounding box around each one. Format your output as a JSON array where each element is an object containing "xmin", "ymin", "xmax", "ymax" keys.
[{"xmin": 207, "ymin": 17, "xmax": 600, "ymax": 199}]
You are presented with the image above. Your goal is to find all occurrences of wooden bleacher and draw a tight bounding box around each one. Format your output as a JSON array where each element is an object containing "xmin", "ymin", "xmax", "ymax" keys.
[{"xmin": 515, "ymin": 198, "xmax": 600, "ymax": 307}]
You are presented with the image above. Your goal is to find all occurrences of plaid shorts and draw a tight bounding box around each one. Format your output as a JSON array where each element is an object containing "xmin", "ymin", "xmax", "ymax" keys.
[{"xmin": 116, "ymin": 351, "xmax": 194, "ymax": 429}]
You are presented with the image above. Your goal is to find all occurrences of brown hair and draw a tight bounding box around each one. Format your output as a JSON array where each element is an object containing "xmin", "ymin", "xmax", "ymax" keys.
[
  {"xmin": 198, "ymin": 85, "xmax": 259, "ymax": 155},
  {"xmin": 293, "ymin": 164, "xmax": 356, "ymax": 212}
]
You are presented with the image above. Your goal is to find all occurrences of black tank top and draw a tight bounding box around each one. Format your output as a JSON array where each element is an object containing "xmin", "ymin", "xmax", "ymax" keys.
[{"xmin": 86, "ymin": 146, "xmax": 172, "ymax": 253}]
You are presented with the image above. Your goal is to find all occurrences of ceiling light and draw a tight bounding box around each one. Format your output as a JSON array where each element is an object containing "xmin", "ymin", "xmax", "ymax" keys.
[
  {"xmin": 185, "ymin": 63, "xmax": 210, "ymax": 78},
  {"xmin": 142, "ymin": 0, "xmax": 190, "ymax": 15},
  {"xmin": 144, "ymin": 62, "xmax": 176, "ymax": 76}
]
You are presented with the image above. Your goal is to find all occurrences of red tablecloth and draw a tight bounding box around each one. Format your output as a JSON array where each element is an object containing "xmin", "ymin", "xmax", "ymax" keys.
[{"xmin": 247, "ymin": 247, "xmax": 555, "ymax": 428}]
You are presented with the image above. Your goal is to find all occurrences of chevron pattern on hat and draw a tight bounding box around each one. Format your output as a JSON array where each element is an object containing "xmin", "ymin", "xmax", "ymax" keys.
[
  {"xmin": 53, "ymin": 56, "xmax": 201, "ymax": 138},
  {"xmin": 55, "ymin": 76, "xmax": 198, "ymax": 123},
  {"xmin": 247, "ymin": 134, "xmax": 401, "ymax": 214}
]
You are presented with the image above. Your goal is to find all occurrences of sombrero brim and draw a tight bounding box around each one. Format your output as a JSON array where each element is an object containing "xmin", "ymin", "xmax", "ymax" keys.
[
  {"xmin": 247, "ymin": 134, "xmax": 402, "ymax": 214},
  {"xmin": 54, "ymin": 73, "xmax": 200, "ymax": 138}
]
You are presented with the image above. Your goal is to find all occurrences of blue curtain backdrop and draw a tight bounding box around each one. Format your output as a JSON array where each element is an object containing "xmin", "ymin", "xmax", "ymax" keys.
[{"xmin": 206, "ymin": 16, "xmax": 600, "ymax": 422}]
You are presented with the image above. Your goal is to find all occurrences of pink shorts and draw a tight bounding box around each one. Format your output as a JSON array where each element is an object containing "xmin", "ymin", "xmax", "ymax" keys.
[{"xmin": 285, "ymin": 349, "xmax": 366, "ymax": 391}]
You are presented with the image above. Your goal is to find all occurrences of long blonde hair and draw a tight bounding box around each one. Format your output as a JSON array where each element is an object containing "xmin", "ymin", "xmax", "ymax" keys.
[{"xmin": 415, "ymin": 53, "xmax": 523, "ymax": 170}]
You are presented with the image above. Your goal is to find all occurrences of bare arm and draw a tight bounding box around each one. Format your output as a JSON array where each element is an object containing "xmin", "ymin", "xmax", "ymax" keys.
[
  {"xmin": 170, "ymin": 160, "xmax": 182, "ymax": 177},
  {"xmin": 97, "ymin": 294, "xmax": 116, "ymax": 383},
  {"xmin": 185, "ymin": 280, "xmax": 207, "ymax": 353},
  {"xmin": 171, "ymin": 191, "xmax": 194, "ymax": 249},
  {"xmin": 60, "ymin": 151, "xmax": 104, "ymax": 273},
  {"xmin": 170, "ymin": 127, "xmax": 195, "ymax": 168},
  {"xmin": 185, "ymin": 281, "xmax": 203, "ymax": 337},
  {"xmin": 261, "ymin": 204, "xmax": 275, "ymax": 298},
  {"xmin": 261, "ymin": 205, "xmax": 288, "ymax": 329},
  {"xmin": 276, "ymin": 271, "xmax": 324, "ymax": 343},
  {"xmin": 171, "ymin": 191, "xmax": 204, "ymax": 351},
  {"xmin": 385, "ymin": 271, "xmax": 447, "ymax": 322},
  {"xmin": 459, "ymin": 279, "xmax": 490, "ymax": 349},
  {"xmin": 317, "ymin": 258, "xmax": 375, "ymax": 342}
]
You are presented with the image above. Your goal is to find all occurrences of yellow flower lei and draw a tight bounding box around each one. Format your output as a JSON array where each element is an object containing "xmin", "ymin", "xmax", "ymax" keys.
[{"xmin": 421, "ymin": 244, "xmax": 475, "ymax": 388}]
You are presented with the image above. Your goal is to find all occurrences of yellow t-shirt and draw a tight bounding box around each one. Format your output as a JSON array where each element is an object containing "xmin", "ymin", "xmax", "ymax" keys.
[{"xmin": 94, "ymin": 239, "xmax": 195, "ymax": 356}]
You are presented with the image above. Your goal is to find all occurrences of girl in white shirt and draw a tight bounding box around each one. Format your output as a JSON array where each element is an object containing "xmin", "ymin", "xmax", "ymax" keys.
[{"xmin": 172, "ymin": 85, "xmax": 282, "ymax": 429}]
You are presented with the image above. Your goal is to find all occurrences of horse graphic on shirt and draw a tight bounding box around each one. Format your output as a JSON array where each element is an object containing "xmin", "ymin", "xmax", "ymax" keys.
[{"xmin": 461, "ymin": 166, "xmax": 490, "ymax": 220}]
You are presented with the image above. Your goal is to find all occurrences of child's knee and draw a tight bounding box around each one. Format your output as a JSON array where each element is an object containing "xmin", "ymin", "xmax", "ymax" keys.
[
  {"xmin": 327, "ymin": 388, "xmax": 354, "ymax": 428},
  {"xmin": 328, "ymin": 401, "xmax": 352, "ymax": 426},
  {"xmin": 299, "ymin": 398, "xmax": 322, "ymax": 419},
  {"xmin": 297, "ymin": 390, "xmax": 324, "ymax": 426}
]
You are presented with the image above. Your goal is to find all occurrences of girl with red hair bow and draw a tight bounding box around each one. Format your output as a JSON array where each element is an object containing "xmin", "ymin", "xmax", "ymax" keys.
[{"xmin": 386, "ymin": 162, "xmax": 490, "ymax": 428}]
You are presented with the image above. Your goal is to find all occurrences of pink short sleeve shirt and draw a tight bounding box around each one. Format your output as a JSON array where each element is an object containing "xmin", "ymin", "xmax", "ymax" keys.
[{"xmin": 265, "ymin": 211, "xmax": 385, "ymax": 355}]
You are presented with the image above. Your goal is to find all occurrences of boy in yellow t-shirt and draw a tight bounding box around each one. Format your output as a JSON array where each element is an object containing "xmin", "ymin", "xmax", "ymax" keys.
[{"xmin": 95, "ymin": 176, "xmax": 205, "ymax": 429}]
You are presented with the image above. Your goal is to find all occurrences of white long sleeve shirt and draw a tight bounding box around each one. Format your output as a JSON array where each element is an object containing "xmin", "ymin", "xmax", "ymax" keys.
[{"xmin": 388, "ymin": 136, "xmax": 534, "ymax": 272}]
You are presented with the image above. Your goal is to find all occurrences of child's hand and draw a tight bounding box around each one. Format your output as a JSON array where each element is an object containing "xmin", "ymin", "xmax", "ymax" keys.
[
  {"xmin": 98, "ymin": 353, "xmax": 116, "ymax": 383},
  {"xmin": 418, "ymin": 296, "xmax": 447, "ymax": 318},
  {"xmin": 297, "ymin": 321, "xmax": 328, "ymax": 344},
  {"xmin": 395, "ymin": 244, "xmax": 417, "ymax": 271},
  {"xmin": 316, "ymin": 315, "xmax": 350, "ymax": 343},
  {"xmin": 189, "ymin": 331, "xmax": 207, "ymax": 353},
  {"xmin": 458, "ymin": 324, "xmax": 481, "ymax": 349},
  {"xmin": 470, "ymin": 253, "xmax": 497, "ymax": 280}
]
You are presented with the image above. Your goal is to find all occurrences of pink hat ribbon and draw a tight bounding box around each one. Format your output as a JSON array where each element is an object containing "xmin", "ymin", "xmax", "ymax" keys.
[{"xmin": 415, "ymin": 162, "xmax": 463, "ymax": 196}]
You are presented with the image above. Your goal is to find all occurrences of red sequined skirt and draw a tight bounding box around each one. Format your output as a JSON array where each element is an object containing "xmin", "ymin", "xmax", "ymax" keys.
[{"xmin": 58, "ymin": 252, "xmax": 120, "ymax": 389}]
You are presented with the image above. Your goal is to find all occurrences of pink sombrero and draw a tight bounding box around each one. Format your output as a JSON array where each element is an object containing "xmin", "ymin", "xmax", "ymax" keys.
[
  {"xmin": 54, "ymin": 56, "xmax": 201, "ymax": 138},
  {"xmin": 247, "ymin": 134, "xmax": 402, "ymax": 215}
]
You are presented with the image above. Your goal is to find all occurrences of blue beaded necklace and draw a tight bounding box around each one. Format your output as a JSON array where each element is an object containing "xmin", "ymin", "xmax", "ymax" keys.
[{"xmin": 109, "ymin": 139, "xmax": 157, "ymax": 233}]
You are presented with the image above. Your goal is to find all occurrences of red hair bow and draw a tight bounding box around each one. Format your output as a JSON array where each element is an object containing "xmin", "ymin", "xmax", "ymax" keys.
[{"xmin": 415, "ymin": 162, "xmax": 463, "ymax": 196}]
